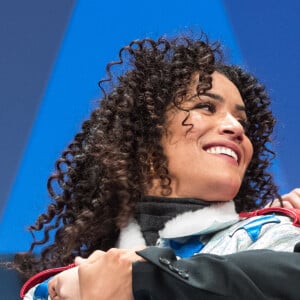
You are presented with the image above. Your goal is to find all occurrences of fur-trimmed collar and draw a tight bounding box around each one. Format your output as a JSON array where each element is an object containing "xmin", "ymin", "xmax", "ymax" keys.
[{"xmin": 117, "ymin": 201, "xmax": 239, "ymax": 248}]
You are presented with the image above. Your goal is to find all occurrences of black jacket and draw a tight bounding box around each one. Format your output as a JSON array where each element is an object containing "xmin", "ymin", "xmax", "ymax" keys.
[{"xmin": 133, "ymin": 246, "xmax": 300, "ymax": 299}]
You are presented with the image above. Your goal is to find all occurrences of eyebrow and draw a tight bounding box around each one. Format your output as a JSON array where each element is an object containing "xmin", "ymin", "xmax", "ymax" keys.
[{"xmin": 202, "ymin": 92, "xmax": 246, "ymax": 112}]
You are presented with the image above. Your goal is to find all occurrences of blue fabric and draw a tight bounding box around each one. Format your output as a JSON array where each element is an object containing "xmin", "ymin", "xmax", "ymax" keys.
[
  {"xmin": 240, "ymin": 214, "xmax": 280, "ymax": 242},
  {"xmin": 170, "ymin": 236, "xmax": 204, "ymax": 258},
  {"xmin": 33, "ymin": 277, "xmax": 52, "ymax": 300}
]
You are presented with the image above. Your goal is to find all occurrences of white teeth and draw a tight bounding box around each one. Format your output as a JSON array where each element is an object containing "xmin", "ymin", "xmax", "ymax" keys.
[{"xmin": 206, "ymin": 146, "xmax": 238, "ymax": 161}]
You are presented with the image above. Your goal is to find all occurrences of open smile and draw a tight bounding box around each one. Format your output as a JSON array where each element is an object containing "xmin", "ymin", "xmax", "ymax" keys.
[{"xmin": 206, "ymin": 146, "xmax": 238, "ymax": 161}]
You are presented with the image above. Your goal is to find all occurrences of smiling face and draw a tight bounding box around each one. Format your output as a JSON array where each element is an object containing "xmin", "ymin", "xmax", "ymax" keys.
[{"xmin": 152, "ymin": 71, "xmax": 253, "ymax": 201}]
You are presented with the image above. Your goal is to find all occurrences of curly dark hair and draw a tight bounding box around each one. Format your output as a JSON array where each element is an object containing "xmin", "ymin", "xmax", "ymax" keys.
[{"xmin": 15, "ymin": 34, "xmax": 278, "ymax": 278}]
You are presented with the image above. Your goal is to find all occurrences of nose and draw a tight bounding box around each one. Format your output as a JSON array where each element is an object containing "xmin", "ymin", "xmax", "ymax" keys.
[{"xmin": 218, "ymin": 113, "xmax": 244, "ymax": 142}]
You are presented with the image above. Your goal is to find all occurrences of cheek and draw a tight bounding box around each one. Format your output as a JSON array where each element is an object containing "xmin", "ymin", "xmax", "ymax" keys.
[
  {"xmin": 164, "ymin": 118, "xmax": 191, "ymax": 144},
  {"xmin": 162, "ymin": 111, "xmax": 207, "ymax": 158},
  {"xmin": 188, "ymin": 112, "xmax": 204, "ymax": 127},
  {"xmin": 187, "ymin": 113, "xmax": 209, "ymax": 136},
  {"xmin": 245, "ymin": 139, "xmax": 254, "ymax": 167}
]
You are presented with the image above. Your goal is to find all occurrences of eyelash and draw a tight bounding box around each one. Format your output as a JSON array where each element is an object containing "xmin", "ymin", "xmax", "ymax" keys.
[
  {"xmin": 192, "ymin": 101, "xmax": 248, "ymax": 130},
  {"xmin": 192, "ymin": 101, "xmax": 216, "ymax": 113},
  {"xmin": 239, "ymin": 119, "xmax": 249, "ymax": 130}
]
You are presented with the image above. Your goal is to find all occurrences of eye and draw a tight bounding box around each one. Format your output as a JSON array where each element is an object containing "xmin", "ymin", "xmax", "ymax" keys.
[
  {"xmin": 192, "ymin": 101, "xmax": 216, "ymax": 113},
  {"xmin": 238, "ymin": 119, "xmax": 249, "ymax": 130}
]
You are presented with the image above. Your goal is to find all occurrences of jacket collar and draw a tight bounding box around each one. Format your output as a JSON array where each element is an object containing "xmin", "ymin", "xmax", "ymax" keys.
[{"xmin": 117, "ymin": 201, "xmax": 239, "ymax": 248}]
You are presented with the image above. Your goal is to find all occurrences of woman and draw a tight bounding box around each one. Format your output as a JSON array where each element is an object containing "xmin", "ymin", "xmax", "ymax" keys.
[{"xmin": 19, "ymin": 34, "xmax": 300, "ymax": 299}]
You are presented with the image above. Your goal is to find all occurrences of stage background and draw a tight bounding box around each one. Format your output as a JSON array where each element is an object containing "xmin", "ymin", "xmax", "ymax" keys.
[{"xmin": 1, "ymin": 0, "xmax": 299, "ymax": 255}]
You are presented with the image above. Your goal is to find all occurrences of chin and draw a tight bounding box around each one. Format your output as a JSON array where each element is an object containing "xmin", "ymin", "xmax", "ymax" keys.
[
  {"xmin": 216, "ymin": 197, "xmax": 234, "ymax": 202},
  {"xmin": 171, "ymin": 176, "xmax": 241, "ymax": 201},
  {"xmin": 220, "ymin": 185, "xmax": 240, "ymax": 201},
  {"xmin": 209, "ymin": 179, "xmax": 241, "ymax": 201}
]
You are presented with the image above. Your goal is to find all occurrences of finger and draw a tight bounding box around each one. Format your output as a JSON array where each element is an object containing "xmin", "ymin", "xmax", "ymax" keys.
[
  {"xmin": 282, "ymin": 200, "xmax": 295, "ymax": 209},
  {"xmin": 48, "ymin": 278, "xmax": 58, "ymax": 298},
  {"xmin": 75, "ymin": 256, "xmax": 87, "ymax": 266},
  {"xmin": 281, "ymin": 192, "xmax": 300, "ymax": 208},
  {"xmin": 108, "ymin": 247, "xmax": 146, "ymax": 263},
  {"xmin": 266, "ymin": 199, "xmax": 280, "ymax": 208},
  {"xmin": 292, "ymin": 188, "xmax": 300, "ymax": 196},
  {"xmin": 133, "ymin": 246, "xmax": 146, "ymax": 251},
  {"xmin": 282, "ymin": 188, "xmax": 300, "ymax": 198},
  {"xmin": 86, "ymin": 250, "xmax": 106, "ymax": 263},
  {"xmin": 133, "ymin": 246, "xmax": 146, "ymax": 262}
]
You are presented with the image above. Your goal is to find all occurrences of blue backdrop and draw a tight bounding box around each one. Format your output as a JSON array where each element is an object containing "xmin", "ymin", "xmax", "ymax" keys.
[{"xmin": 0, "ymin": 0, "xmax": 299, "ymax": 254}]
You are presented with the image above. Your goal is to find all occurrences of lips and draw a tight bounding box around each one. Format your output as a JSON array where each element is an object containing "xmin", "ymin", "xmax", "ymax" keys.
[{"xmin": 203, "ymin": 143, "xmax": 241, "ymax": 164}]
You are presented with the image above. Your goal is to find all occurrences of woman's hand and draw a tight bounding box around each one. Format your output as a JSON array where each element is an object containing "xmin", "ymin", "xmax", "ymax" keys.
[
  {"xmin": 48, "ymin": 266, "xmax": 80, "ymax": 300},
  {"xmin": 267, "ymin": 188, "xmax": 300, "ymax": 209},
  {"xmin": 48, "ymin": 247, "xmax": 145, "ymax": 300},
  {"xmin": 77, "ymin": 248, "xmax": 145, "ymax": 300}
]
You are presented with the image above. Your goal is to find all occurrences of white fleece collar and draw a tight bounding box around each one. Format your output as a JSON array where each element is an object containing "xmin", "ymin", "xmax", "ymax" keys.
[
  {"xmin": 117, "ymin": 219, "xmax": 146, "ymax": 248},
  {"xmin": 159, "ymin": 201, "xmax": 239, "ymax": 239},
  {"xmin": 117, "ymin": 201, "xmax": 239, "ymax": 248}
]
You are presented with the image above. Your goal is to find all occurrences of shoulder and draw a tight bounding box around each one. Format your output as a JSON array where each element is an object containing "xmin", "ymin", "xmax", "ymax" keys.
[
  {"xmin": 202, "ymin": 207, "xmax": 300, "ymax": 254},
  {"xmin": 239, "ymin": 206, "xmax": 300, "ymax": 227}
]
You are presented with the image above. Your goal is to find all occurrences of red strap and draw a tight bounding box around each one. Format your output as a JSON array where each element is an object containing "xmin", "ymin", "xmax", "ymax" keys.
[
  {"xmin": 239, "ymin": 207, "xmax": 300, "ymax": 227},
  {"xmin": 20, "ymin": 263, "xmax": 75, "ymax": 299}
]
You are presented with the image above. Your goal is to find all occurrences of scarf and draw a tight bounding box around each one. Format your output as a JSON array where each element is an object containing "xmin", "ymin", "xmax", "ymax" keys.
[{"xmin": 134, "ymin": 195, "xmax": 216, "ymax": 245}]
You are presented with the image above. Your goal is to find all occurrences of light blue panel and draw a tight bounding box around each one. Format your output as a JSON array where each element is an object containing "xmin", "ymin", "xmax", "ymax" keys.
[{"xmin": 0, "ymin": 0, "xmax": 243, "ymax": 252}]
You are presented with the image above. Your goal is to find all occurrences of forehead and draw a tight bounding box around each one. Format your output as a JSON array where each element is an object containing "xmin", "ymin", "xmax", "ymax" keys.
[
  {"xmin": 187, "ymin": 71, "xmax": 243, "ymax": 99},
  {"xmin": 169, "ymin": 71, "xmax": 245, "ymax": 114},
  {"xmin": 207, "ymin": 72, "xmax": 244, "ymax": 105}
]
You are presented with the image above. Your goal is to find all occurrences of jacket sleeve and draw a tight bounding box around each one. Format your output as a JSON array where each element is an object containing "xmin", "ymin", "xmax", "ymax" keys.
[{"xmin": 132, "ymin": 246, "xmax": 300, "ymax": 300}]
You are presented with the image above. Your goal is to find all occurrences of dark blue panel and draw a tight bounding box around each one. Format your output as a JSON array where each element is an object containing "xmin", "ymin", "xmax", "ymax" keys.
[
  {"xmin": 0, "ymin": 0, "xmax": 75, "ymax": 217},
  {"xmin": 0, "ymin": 255, "xmax": 22, "ymax": 299},
  {"xmin": 223, "ymin": 0, "xmax": 300, "ymax": 192}
]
